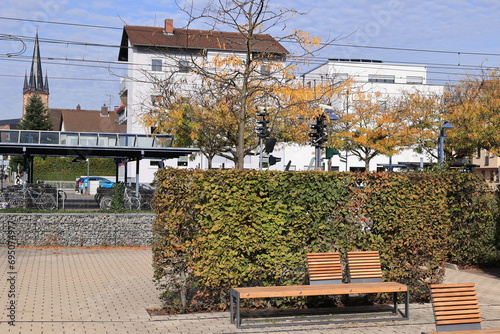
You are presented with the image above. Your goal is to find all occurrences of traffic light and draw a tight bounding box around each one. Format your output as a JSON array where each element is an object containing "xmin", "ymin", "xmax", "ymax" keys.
[
  {"xmin": 268, "ymin": 155, "xmax": 281, "ymax": 166},
  {"xmin": 264, "ymin": 137, "xmax": 277, "ymax": 153},
  {"xmin": 325, "ymin": 147, "xmax": 340, "ymax": 159},
  {"xmin": 309, "ymin": 115, "xmax": 327, "ymax": 146},
  {"xmin": 256, "ymin": 119, "xmax": 270, "ymax": 138}
]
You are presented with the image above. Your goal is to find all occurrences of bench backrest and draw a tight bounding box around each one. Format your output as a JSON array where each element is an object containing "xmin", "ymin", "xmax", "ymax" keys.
[
  {"xmin": 346, "ymin": 251, "xmax": 383, "ymax": 283},
  {"xmin": 430, "ymin": 283, "xmax": 482, "ymax": 332},
  {"xmin": 306, "ymin": 252, "xmax": 343, "ymax": 285}
]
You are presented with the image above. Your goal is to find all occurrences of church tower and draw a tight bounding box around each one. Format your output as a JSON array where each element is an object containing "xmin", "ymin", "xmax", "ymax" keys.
[{"xmin": 22, "ymin": 32, "xmax": 49, "ymax": 114}]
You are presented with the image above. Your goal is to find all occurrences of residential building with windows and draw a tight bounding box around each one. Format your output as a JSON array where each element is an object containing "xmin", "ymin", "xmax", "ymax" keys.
[
  {"xmin": 472, "ymin": 149, "xmax": 500, "ymax": 189},
  {"xmin": 117, "ymin": 19, "xmax": 288, "ymax": 180},
  {"xmin": 117, "ymin": 22, "xmax": 448, "ymax": 174}
]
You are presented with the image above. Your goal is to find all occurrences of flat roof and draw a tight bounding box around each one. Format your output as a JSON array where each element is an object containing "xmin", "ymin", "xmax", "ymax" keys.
[{"xmin": 0, "ymin": 130, "xmax": 198, "ymax": 160}]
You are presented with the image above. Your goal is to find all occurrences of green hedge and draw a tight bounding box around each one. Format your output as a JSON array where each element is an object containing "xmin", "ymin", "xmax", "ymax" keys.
[
  {"xmin": 152, "ymin": 169, "xmax": 499, "ymax": 312},
  {"xmin": 33, "ymin": 157, "xmax": 116, "ymax": 181}
]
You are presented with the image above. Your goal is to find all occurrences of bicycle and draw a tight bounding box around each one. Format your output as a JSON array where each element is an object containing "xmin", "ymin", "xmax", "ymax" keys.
[
  {"xmin": 16, "ymin": 186, "xmax": 57, "ymax": 210},
  {"xmin": 98, "ymin": 186, "xmax": 141, "ymax": 210}
]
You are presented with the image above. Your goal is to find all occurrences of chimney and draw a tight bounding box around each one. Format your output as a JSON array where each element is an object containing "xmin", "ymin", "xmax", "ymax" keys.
[
  {"xmin": 164, "ymin": 19, "xmax": 174, "ymax": 34},
  {"xmin": 76, "ymin": 104, "xmax": 81, "ymax": 111},
  {"xmin": 101, "ymin": 104, "xmax": 109, "ymax": 117}
]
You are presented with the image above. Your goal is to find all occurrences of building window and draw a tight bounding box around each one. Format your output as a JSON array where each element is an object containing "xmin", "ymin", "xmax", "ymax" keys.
[
  {"xmin": 332, "ymin": 73, "xmax": 349, "ymax": 83},
  {"xmin": 407, "ymin": 76, "xmax": 423, "ymax": 84},
  {"xmin": 150, "ymin": 160, "xmax": 161, "ymax": 167},
  {"xmin": 476, "ymin": 148, "xmax": 481, "ymax": 159},
  {"xmin": 152, "ymin": 59, "xmax": 162, "ymax": 72},
  {"xmin": 485, "ymin": 154, "xmax": 490, "ymax": 166},
  {"xmin": 177, "ymin": 155, "xmax": 188, "ymax": 167},
  {"xmin": 179, "ymin": 60, "xmax": 190, "ymax": 73},
  {"xmin": 368, "ymin": 75, "xmax": 395, "ymax": 83}
]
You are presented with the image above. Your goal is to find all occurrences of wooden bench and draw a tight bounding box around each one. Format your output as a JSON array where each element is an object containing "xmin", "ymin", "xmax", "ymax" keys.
[
  {"xmin": 229, "ymin": 282, "xmax": 409, "ymax": 328},
  {"xmin": 421, "ymin": 283, "xmax": 500, "ymax": 334},
  {"xmin": 229, "ymin": 251, "xmax": 409, "ymax": 328}
]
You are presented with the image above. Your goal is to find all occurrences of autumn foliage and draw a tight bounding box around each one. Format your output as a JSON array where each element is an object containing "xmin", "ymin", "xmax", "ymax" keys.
[{"xmin": 152, "ymin": 169, "xmax": 499, "ymax": 312}]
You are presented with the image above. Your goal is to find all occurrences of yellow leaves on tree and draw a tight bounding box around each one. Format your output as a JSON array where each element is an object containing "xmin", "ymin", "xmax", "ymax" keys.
[
  {"xmin": 333, "ymin": 87, "xmax": 413, "ymax": 170},
  {"xmin": 445, "ymin": 72, "xmax": 500, "ymax": 157}
]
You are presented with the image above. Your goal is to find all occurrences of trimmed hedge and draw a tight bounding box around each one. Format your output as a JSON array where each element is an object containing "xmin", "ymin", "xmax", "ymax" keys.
[
  {"xmin": 33, "ymin": 157, "xmax": 116, "ymax": 181},
  {"xmin": 152, "ymin": 169, "xmax": 499, "ymax": 312}
]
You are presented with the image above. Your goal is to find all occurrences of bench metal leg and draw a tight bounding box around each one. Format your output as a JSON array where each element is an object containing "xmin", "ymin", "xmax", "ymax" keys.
[
  {"xmin": 230, "ymin": 290, "xmax": 235, "ymax": 324},
  {"xmin": 404, "ymin": 290, "xmax": 410, "ymax": 319},
  {"xmin": 229, "ymin": 289, "xmax": 242, "ymax": 328},
  {"xmin": 236, "ymin": 294, "xmax": 241, "ymax": 328},
  {"xmin": 393, "ymin": 292, "xmax": 398, "ymax": 314}
]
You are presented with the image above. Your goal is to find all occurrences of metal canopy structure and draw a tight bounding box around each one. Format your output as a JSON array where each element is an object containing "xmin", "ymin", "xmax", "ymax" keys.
[{"xmin": 0, "ymin": 130, "xmax": 198, "ymax": 185}]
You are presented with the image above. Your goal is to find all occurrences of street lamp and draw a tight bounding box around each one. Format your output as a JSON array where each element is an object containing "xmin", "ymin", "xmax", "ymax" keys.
[{"xmin": 438, "ymin": 121, "xmax": 454, "ymax": 166}]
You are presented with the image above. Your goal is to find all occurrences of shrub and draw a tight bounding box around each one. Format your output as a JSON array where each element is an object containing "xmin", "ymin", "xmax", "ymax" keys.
[{"xmin": 152, "ymin": 169, "xmax": 499, "ymax": 311}]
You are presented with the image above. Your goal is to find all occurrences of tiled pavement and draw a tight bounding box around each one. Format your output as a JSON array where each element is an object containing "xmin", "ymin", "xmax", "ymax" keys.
[{"xmin": 1, "ymin": 247, "xmax": 499, "ymax": 334}]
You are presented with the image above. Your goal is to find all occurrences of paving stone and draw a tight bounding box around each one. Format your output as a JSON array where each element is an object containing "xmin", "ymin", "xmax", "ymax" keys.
[{"xmin": 1, "ymin": 248, "xmax": 499, "ymax": 333}]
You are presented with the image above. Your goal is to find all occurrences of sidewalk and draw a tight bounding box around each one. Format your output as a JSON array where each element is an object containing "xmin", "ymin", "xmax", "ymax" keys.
[{"xmin": 1, "ymin": 247, "xmax": 499, "ymax": 334}]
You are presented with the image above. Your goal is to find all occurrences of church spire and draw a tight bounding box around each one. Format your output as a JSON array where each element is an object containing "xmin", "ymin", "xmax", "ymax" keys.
[{"xmin": 23, "ymin": 31, "xmax": 49, "ymax": 95}]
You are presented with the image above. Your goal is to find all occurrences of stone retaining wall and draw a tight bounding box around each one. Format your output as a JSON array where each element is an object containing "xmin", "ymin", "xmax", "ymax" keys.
[{"xmin": 0, "ymin": 213, "xmax": 155, "ymax": 247}]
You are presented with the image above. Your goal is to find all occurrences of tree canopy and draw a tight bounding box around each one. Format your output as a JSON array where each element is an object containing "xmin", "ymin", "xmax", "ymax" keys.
[{"xmin": 141, "ymin": 0, "xmax": 340, "ymax": 169}]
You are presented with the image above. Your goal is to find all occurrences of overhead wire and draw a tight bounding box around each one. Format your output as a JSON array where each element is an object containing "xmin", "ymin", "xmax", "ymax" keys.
[{"xmin": 1, "ymin": 15, "xmax": 499, "ymax": 85}]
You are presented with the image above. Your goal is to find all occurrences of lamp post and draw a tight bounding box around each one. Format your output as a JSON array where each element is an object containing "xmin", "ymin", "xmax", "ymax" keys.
[{"xmin": 438, "ymin": 121, "xmax": 454, "ymax": 166}]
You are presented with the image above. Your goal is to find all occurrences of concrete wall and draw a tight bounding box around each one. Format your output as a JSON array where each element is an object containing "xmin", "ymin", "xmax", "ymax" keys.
[{"xmin": 0, "ymin": 213, "xmax": 155, "ymax": 247}]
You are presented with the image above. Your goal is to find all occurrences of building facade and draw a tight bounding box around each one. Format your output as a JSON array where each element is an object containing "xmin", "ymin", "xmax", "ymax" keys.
[
  {"xmin": 296, "ymin": 59, "xmax": 445, "ymax": 172},
  {"xmin": 472, "ymin": 149, "xmax": 499, "ymax": 189},
  {"xmin": 117, "ymin": 24, "xmax": 447, "ymax": 174},
  {"xmin": 117, "ymin": 19, "xmax": 288, "ymax": 180}
]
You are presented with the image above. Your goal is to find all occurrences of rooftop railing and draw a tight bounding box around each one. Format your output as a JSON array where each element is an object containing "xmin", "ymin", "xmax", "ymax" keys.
[{"xmin": 0, "ymin": 130, "xmax": 174, "ymax": 148}]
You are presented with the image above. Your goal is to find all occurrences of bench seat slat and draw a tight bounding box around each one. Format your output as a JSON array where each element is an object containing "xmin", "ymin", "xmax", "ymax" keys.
[
  {"xmin": 232, "ymin": 282, "xmax": 407, "ymax": 299},
  {"xmin": 436, "ymin": 318, "xmax": 482, "ymax": 325},
  {"xmin": 434, "ymin": 305, "xmax": 480, "ymax": 311}
]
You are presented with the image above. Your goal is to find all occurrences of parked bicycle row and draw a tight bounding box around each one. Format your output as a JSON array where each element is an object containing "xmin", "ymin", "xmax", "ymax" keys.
[
  {"xmin": 0, "ymin": 184, "xmax": 66, "ymax": 210},
  {"xmin": 94, "ymin": 184, "xmax": 154, "ymax": 210}
]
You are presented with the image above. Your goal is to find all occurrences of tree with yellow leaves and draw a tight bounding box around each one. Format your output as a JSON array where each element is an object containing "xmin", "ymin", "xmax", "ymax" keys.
[
  {"xmin": 393, "ymin": 89, "xmax": 445, "ymax": 161},
  {"xmin": 330, "ymin": 85, "xmax": 431, "ymax": 171},
  {"xmin": 444, "ymin": 71, "xmax": 500, "ymax": 159},
  {"xmin": 142, "ymin": 0, "xmax": 342, "ymax": 169}
]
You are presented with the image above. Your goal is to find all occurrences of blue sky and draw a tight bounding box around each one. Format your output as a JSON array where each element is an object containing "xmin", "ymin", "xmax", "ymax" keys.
[{"xmin": 1, "ymin": 0, "xmax": 500, "ymax": 120}]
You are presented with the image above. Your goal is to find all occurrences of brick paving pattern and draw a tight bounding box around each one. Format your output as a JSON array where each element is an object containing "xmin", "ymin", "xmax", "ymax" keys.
[{"xmin": 1, "ymin": 247, "xmax": 499, "ymax": 333}]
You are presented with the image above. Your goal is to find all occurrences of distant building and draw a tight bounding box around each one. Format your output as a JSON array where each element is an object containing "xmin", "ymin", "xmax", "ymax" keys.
[
  {"xmin": 22, "ymin": 32, "xmax": 49, "ymax": 114},
  {"xmin": 15, "ymin": 32, "xmax": 125, "ymax": 134},
  {"xmin": 472, "ymin": 149, "xmax": 499, "ymax": 189},
  {"xmin": 298, "ymin": 58, "xmax": 445, "ymax": 172},
  {"xmin": 49, "ymin": 104, "xmax": 125, "ymax": 133},
  {"xmin": 0, "ymin": 119, "xmax": 20, "ymax": 130},
  {"xmin": 117, "ymin": 19, "xmax": 288, "ymax": 180}
]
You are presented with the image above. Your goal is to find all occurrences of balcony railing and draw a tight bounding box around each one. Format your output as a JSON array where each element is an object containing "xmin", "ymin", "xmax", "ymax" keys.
[{"xmin": 0, "ymin": 130, "xmax": 174, "ymax": 148}]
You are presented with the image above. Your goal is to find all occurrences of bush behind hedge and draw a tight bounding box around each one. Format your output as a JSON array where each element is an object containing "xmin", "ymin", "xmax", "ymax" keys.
[{"xmin": 152, "ymin": 169, "xmax": 499, "ymax": 312}]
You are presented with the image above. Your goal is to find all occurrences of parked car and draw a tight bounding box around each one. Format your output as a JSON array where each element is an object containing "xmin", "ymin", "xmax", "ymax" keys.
[{"xmin": 76, "ymin": 177, "xmax": 115, "ymax": 193}]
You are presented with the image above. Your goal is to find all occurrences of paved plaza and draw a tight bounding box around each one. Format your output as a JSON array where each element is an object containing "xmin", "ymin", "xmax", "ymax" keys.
[{"xmin": 1, "ymin": 247, "xmax": 499, "ymax": 333}]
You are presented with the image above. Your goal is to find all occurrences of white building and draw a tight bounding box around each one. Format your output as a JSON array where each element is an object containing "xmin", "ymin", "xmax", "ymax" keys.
[
  {"xmin": 289, "ymin": 58, "xmax": 445, "ymax": 172},
  {"xmin": 118, "ymin": 22, "xmax": 444, "ymax": 175},
  {"xmin": 117, "ymin": 19, "xmax": 289, "ymax": 181}
]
